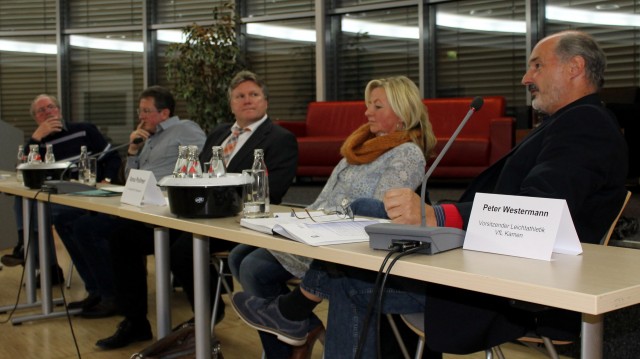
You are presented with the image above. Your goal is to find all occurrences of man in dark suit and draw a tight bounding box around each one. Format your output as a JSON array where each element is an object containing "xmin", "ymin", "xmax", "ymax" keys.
[
  {"xmin": 96, "ymin": 71, "xmax": 298, "ymax": 350},
  {"xmin": 229, "ymin": 31, "xmax": 628, "ymax": 358},
  {"xmin": 168, "ymin": 70, "xmax": 299, "ymax": 328}
]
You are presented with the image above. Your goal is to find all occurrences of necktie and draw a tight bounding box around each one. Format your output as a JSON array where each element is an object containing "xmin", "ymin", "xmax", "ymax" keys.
[{"xmin": 223, "ymin": 126, "xmax": 249, "ymax": 165}]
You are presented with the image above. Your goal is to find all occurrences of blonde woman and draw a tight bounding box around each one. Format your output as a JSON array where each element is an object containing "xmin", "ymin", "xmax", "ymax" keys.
[{"xmin": 229, "ymin": 75, "xmax": 436, "ymax": 357}]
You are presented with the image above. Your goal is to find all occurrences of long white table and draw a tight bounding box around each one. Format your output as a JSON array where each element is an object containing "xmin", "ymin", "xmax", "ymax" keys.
[{"xmin": 2, "ymin": 175, "xmax": 640, "ymax": 359}]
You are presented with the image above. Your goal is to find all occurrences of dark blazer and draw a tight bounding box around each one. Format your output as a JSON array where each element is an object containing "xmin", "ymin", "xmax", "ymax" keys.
[
  {"xmin": 200, "ymin": 117, "xmax": 298, "ymax": 204},
  {"xmin": 423, "ymin": 94, "xmax": 629, "ymax": 354}
]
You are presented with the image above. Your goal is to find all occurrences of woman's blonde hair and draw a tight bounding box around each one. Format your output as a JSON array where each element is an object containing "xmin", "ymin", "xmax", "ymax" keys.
[{"xmin": 364, "ymin": 76, "xmax": 437, "ymax": 159}]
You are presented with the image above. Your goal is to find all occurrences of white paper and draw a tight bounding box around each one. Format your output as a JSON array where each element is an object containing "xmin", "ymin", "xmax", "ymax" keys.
[
  {"xmin": 463, "ymin": 193, "xmax": 582, "ymax": 261},
  {"xmin": 121, "ymin": 169, "xmax": 167, "ymax": 207},
  {"xmin": 240, "ymin": 211, "xmax": 387, "ymax": 246}
]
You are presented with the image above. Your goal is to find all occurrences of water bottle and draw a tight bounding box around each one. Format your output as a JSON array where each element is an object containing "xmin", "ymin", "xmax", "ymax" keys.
[
  {"xmin": 172, "ymin": 145, "xmax": 189, "ymax": 178},
  {"xmin": 207, "ymin": 146, "xmax": 226, "ymax": 178},
  {"xmin": 27, "ymin": 144, "xmax": 42, "ymax": 163},
  {"xmin": 78, "ymin": 145, "xmax": 89, "ymax": 183},
  {"xmin": 16, "ymin": 145, "xmax": 26, "ymax": 182},
  {"xmin": 44, "ymin": 144, "xmax": 55, "ymax": 163},
  {"xmin": 186, "ymin": 145, "xmax": 202, "ymax": 178},
  {"xmin": 243, "ymin": 148, "xmax": 270, "ymax": 217}
]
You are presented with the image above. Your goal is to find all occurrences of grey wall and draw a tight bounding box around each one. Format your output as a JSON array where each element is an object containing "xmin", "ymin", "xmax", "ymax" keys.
[{"xmin": 0, "ymin": 120, "xmax": 23, "ymax": 249}]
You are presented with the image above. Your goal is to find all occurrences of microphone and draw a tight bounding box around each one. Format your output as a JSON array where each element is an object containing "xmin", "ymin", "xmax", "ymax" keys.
[
  {"xmin": 91, "ymin": 137, "xmax": 143, "ymax": 160},
  {"xmin": 366, "ymin": 97, "xmax": 484, "ymax": 255},
  {"xmin": 43, "ymin": 138, "xmax": 144, "ymax": 193}
]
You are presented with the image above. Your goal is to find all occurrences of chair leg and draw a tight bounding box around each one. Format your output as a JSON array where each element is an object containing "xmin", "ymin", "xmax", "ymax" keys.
[
  {"xmin": 65, "ymin": 262, "xmax": 73, "ymax": 289},
  {"xmin": 210, "ymin": 256, "xmax": 233, "ymax": 332},
  {"xmin": 541, "ymin": 336, "xmax": 561, "ymax": 359},
  {"xmin": 414, "ymin": 337, "xmax": 425, "ymax": 359},
  {"xmin": 386, "ymin": 314, "xmax": 412, "ymax": 359},
  {"xmin": 493, "ymin": 345, "xmax": 505, "ymax": 359}
]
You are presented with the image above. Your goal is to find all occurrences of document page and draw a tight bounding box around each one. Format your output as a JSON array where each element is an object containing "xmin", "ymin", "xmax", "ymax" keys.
[
  {"xmin": 240, "ymin": 211, "xmax": 388, "ymax": 245},
  {"xmin": 273, "ymin": 220, "xmax": 382, "ymax": 246}
]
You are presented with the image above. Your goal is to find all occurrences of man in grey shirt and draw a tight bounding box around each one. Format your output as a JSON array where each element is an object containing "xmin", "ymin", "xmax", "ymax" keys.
[
  {"xmin": 63, "ymin": 86, "xmax": 205, "ymax": 325},
  {"xmin": 125, "ymin": 86, "xmax": 206, "ymax": 179}
]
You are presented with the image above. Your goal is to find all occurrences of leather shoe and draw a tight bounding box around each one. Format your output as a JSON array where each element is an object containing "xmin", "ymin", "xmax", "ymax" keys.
[
  {"xmin": 96, "ymin": 319, "xmax": 153, "ymax": 350},
  {"xmin": 1, "ymin": 245, "xmax": 25, "ymax": 267},
  {"xmin": 79, "ymin": 299, "xmax": 118, "ymax": 318},
  {"xmin": 68, "ymin": 293, "xmax": 101, "ymax": 310}
]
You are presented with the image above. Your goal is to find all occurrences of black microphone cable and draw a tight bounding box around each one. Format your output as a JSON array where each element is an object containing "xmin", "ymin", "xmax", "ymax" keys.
[
  {"xmin": 0, "ymin": 191, "xmax": 82, "ymax": 358},
  {"xmin": 42, "ymin": 194, "xmax": 82, "ymax": 359},
  {"xmin": 375, "ymin": 244, "xmax": 429, "ymax": 359},
  {"xmin": 0, "ymin": 192, "xmax": 39, "ymax": 325},
  {"xmin": 353, "ymin": 246, "xmax": 403, "ymax": 359}
]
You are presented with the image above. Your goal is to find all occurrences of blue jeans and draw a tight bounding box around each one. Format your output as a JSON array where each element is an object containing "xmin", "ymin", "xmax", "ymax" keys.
[
  {"xmin": 229, "ymin": 244, "xmax": 294, "ymax": 298},
  {"xmin": 229, "ymin": 244, "xmax": 296, "ymax": 358},
  {"xmin": 301, "ymin": 261, "xmax": 427, "ymax": 358},
  {"xmin": 66, "ymin": 213, "xmax": 118, "ymax": 299}
]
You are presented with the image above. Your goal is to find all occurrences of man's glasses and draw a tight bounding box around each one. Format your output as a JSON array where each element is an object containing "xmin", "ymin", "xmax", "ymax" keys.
[
  {"xmin": 290, "ymin": 199, "xmax": 354, "ymax": 222},
  {"xmin": 137, "ymin": 108, "xmax": 160, "ymax": 115},
  {"xmin": 36, "ymin": 104, "xmax": 58, "ymax": 114}
]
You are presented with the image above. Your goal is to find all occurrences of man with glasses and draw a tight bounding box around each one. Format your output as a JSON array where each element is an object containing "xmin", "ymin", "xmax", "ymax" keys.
[
  {"xmin": 61, "ymin": 86, "xmax": 205, "ymax": 327},
  {"xmin": 2, "ymin": 94, "xmax": 121, "ymax": 285}
]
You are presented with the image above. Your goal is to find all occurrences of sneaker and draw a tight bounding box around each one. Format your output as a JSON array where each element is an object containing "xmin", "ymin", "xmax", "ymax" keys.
[{"xmin": 231, "ymin": 292, "xmax": 309, "ymax": 346}]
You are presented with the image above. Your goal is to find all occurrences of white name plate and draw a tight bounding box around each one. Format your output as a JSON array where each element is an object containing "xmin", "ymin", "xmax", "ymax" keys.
[
  {"xmin": 463, "ymin": 193, "xmax": 582, "ymax": 261},
  {"xmin": 121, "ymin": 169, "xmax": 167, "ymax": 207}
]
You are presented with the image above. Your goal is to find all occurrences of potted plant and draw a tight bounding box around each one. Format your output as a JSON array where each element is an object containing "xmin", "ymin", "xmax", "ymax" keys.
[{"xmin": 165, "ymin": 2, "xmax": 244, "ymax": 132}]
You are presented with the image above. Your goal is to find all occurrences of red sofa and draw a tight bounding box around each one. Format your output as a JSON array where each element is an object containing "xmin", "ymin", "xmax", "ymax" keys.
[{"xmin": 276, "ymin": 96, "xmax": 515, "ymax": 179}]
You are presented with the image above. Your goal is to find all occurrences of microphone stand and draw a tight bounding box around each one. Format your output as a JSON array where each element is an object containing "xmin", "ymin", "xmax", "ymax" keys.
[{"xmin": 367, "ymin": 97, "xmax": 484, "ymax": 255}]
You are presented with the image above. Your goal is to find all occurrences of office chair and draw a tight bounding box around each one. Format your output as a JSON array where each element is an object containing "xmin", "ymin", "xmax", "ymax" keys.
[
  {"xmin": 395, "ymin": 312, "xmax": 504, "ymax": 359},
  {"xmin": 516, "ymin": 190, "xmax": 632, "ymax": 358},
  {"xmin": 210, "ymin": 251, "xmax": 233, "ymax": 332}
]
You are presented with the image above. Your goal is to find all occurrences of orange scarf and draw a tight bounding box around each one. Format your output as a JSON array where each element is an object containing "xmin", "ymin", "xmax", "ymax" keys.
[{"xmin": 340, "ymin": 124, "xmax": 419, "ymax": 165}]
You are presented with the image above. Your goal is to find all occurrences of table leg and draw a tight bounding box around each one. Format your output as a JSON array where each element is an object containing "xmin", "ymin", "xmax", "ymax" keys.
[
  {"xmin": 0, "ymin": 198, "xmax": 36, "ymax": 314},
  {"xmin": 23, "ymin": 197, "xmax": 36, "ymax": 301},
  {"xmin": 154, "ymin": 227, "xmax": 171, "ymax": 338},
  {"xmin": 37, "ymin": 200, "xmax": 53, "ymax": 314},
  {"xmin": 193, "ymin": 234, "xmax": 211, "ymax": 359},
  {"xmin": 8, "ymin": 199, "xmax": 78, "ymax": 324},
  {"xmin": 581, "ymin": 313, "xmax": 603, "ymax": 359}
]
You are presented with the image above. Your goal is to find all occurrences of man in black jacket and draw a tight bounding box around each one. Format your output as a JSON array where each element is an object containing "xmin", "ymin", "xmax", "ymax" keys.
[
  {"xmin": 2, "ymin": 94, "xmax": 121, "ymax": 284},
  {"xmin": 167, "ymin": 70, "xmax": 299, "ymax": 325}
]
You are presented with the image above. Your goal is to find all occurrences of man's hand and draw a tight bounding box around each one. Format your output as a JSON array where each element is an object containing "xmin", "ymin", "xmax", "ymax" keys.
[
  {"xmin": 128, "ymin": 121, "xmax": 150, "ymax": 155},
  {"xmin": 32, "ymin": 117, "xmax": 63, "ymax": 141},
  {"xmin": 383, "ymin": 188, "xmax": 437, "ymax": 226}
]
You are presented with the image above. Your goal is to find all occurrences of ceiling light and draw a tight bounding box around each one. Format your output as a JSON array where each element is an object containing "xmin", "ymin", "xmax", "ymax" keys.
[
  {"xmin": 69, "ymin": 35, "xmax": 143, "ymax": 52},
  {"xmin": 0, "ymin": 39, "xmax": 56, "ymax": 54},
  {"xmin": 546, "ymin": 5, "xmax": 640, "ymax": 27}
]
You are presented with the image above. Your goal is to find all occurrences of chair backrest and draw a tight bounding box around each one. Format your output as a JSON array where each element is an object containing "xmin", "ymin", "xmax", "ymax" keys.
[{"xmin": 601, "ymin": 190, "xmax": 633, "ymax": 246}]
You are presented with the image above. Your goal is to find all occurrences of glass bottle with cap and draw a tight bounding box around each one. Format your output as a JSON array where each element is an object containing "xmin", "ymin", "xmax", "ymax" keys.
[
  {"xmin": 16, "ymin": 145, "xmax": 26, "ymax": 182},
  {"xmin": 207, "ymin": 146, "xmax": 226, "ymax": 178},
  {"xmin": 27, "ymin": 144, "xmax": 42, "ymax": 163},
  {"xmin": 44, "ymin": 144, "xmax": 55, "ymax": 163},
  {"xmin": 172, "ymin": 145, "xmax": 189, "ymax": 178},
  {"xmin": 186, "ymin": 145, "xmax": 202, "ymax": 178},
  {"xmin": 243, "ymin": 148, "xmax": 270, "ymax": 217},
  {"xmin": 78, "ymin": 145, "xmax": 89, "ymax": 182}
]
